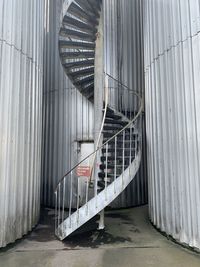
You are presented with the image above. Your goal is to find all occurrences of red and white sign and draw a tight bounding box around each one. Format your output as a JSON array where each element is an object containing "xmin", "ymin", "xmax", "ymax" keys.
[
  {"xmin": 76, "ymin": 166, "xmax": 91, "ymax": 177},
  {"xmin": 76, "ymin": 142, "xmax": 94, "ymax": 178}
]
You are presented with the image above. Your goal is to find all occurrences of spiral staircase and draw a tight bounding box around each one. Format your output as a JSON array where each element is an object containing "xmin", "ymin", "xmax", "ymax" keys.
[{"xmin": 55, "ymin": 0, "xmax": 143, "ymax": 240}]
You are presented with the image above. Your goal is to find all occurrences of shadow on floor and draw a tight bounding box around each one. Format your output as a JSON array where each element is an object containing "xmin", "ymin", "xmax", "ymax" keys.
[{"xmin": 22, "ymin": 207, "xmax": 140, "ymax": 249}]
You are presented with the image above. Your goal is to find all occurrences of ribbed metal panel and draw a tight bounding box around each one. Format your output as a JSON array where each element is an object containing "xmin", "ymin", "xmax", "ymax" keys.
[
  {"xmin": 104, "ymin": 0, "xmax": 148, "ymax": 207},
  {"xmin": 42, "ymin": 0, "xmax": 148, "ymax": 208},
  {"xmin": 144, "ymin": 0, "xmax": 200, "ymax": 250},
  {"xmin": 0, "ymin": 0, "xmax": 44, "ymax": 247},
  {"xmin": 42, "ymin": 0, "xmax": 94, "ymax": 207}
]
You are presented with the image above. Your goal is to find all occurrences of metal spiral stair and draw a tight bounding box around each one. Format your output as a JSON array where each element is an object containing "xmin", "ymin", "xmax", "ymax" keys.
[
  {"xmin": 59, "ymin": 0, "xmax": 102, "ymax": 101},
  {"xmin": 55, "ymin": 0, "xmax": 143, "ymax": 240}
]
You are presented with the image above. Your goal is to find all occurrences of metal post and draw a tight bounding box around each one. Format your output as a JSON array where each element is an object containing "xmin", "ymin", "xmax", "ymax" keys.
[
  {"xmin": 94, "ymin": 7, "xmax": 104, "ymax": 193},
  {"xmin": 98, "ymin": 209, "xmax": 105, "ymax": 230},
  {"xmin": 94, "ymin": 5, "xmax": 104, "ymax": 230}
]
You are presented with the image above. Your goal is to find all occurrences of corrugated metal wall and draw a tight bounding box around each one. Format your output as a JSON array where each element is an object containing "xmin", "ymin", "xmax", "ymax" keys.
[
  {"xmin": 144, "ymin": 0, "xmax": 200, "ymax": 250},
  {"xmin": 42, "ymin": 0, "xmax": 94, "ymax": 207},
  {"xmin": 42, "ymin": 0, "xmax": 148, "ymax": 208},
  {"xmin": 0, "ymin": 0, "xmax": 44, "ymax": 247},
  {"xmin": 104, "ymin": 0, "xmax": 148, "ymax": 207}
]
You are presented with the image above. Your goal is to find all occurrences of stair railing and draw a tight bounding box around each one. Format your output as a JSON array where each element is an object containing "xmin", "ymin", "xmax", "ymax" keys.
[
  {"xmin": 88, "ymin": 74, "xmax": 109, "ymax": 186},
  {"xmin": 54, "ymin": 73, "xmax": 143, "ymax": 237}
]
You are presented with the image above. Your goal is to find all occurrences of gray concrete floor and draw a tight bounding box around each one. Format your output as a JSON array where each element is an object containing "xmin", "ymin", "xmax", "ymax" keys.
[{"xmin": 0, "ymin": 205, "xmax": 200, "ymax": 267}]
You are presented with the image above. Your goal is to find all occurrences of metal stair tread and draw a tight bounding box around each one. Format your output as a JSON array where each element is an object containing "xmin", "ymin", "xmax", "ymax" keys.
[
  {"xmin": 75, "ymin": 0, "xmax": 100, "ymax": 18},
  {"xmin": 68, "ymin": 2, "xmax": 98, "ymax": 25},
  {"xmin": 74, "ymin": 75, "xmax": 94, "ymax": 86},
  {"xmin": 63, "ymin": 15, "xmax": 96, "ymax": 33},
  {"xmin": 60, "ymin": 27, "xmax": 96, "ymax": 42},
  {"xmin": 60, "ymin": 51, "xmax": 95, "ymax": 59},
  {"xmin": 64, "ymin": 59, "xmax": 94, "ymax": 70},
  {"xmin": 69, "ymin": 67, "xmax": 94, "ymax": 78},
  {"xmin": 103, "ymin": 125, "xmax": 123, "ymax": 131},
  {"xmin": 59, "ymin": 40, "xmax": 95, "ymax": 50},
  {"xmin": 104, "ymin": 118, "xmax": 129, "ymax": 126}
]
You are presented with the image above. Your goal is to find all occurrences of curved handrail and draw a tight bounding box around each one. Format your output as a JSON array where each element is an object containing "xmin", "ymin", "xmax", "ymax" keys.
[
  {"xmin": 54, "ymin": 74, "xmax": 143, "ymax": 193},
  {"xmin": 104, "ymin": 72, "xmax": 142, "ymax": 99}
]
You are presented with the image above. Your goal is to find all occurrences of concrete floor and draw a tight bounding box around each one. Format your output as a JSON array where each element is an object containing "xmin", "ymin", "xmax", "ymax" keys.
[{"xmin": 0, "ymin": 205, "xmax": 200, "ymax": 267}]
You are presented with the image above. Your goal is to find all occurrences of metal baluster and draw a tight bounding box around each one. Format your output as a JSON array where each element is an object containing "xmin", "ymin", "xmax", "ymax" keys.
[
  {"xmin": 77, "ymin": 178, "xmax": 80, "ymax": 223},
  {"xmin": 62, "ymin": 177, "xmax": 66, "ymax": 233},
  {"xmin": 128, "ymin": 90, "xmax": 132, "ymax": 120},
  {"xmin": 94, "ymin": 150, "xmax": 99, "ymax": 209},
  {"xmin": 86, "ymin": 176, "xmax": 89, "ymax": 215},
  {"xmin": 105, "ymin": 142, "xmax": 108, "ymax": 200},
  {"xmin": 135, "ymin": 131, "xmax": 138, "ymax": 158},
  {"xmin": 95, "ymin": 150, "xmax": 99, "ymax": 209},
  {"xmin": 125, "ymin": 89, "xmax": 127, "ymax": 118},
  {"xmin": 114, "ymin": 136, "xmax": 117, "ymax": 194},
  {"xmin": 55, "ymin": 191, "xmax": 58, "ymax": 234},
  {"xmin": 94, "ymin": 151, "xmax": 98, "ymax": 198},
  {"xmin": 69, "ymin": 171, "xmax": 73, "ymax": 228},
  {"xmin": 77, "ymin": 178, "xmax": 80, "ymax": 211},
  {"xmin": 119, "ymin": 84, "xmax": 121, "ymax": 113},
  {"xmin": 117, "ymin": 81, "xmax": 119, "ymax": 112},
  {"xmin": 130, "ymin": 127, "xmax": 132, "ymax": 164},
  {"xmin": 58, "ymin": 184, "xmax": 61, "ymax": 228},
  {"xmin": 122, "ymin": 86, "xmax": 124, "ymax": 115},
  {"xmin": 139, "ymin": 113, "xmax": 142, "ymax": 152},
  {"xmin": 122, "ymin": 130, "xmax": 125, "ymax": 187}
]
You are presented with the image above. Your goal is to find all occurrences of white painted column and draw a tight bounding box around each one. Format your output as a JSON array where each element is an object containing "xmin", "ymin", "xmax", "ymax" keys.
[{"xmin": 94, "ymin": 6, "xmax": 104, "ymax": 229}]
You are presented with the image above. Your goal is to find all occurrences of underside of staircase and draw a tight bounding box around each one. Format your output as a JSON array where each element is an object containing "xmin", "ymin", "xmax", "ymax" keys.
[
  {"xmin": 55, "ymin": 0, "xmax": 143, "ymax": 240},
  {"xmin": 59, "ymin": 0, "xmax": 101, "ymax": 101}
]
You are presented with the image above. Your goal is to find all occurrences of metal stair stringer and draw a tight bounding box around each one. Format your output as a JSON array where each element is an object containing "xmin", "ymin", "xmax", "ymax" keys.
[
  {"xmin": 54, "ymin": 98, "xmax": 143, "ymax": 240},
  {"xmin": 56, "ymin": 150, "xmax": 141, "ymax": 240}
]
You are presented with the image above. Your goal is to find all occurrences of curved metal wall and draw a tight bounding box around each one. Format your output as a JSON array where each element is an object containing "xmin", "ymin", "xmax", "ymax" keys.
[
  {"xmin": 144, "ymin": 0, "xmax": 200, "ymax": 250},
  {"xmin": 42, "ymin": 0, "xmax": 148, "ymax": 208},
  {"xmin": 0, "ymin": 0, "xmax": 44, "ymax": 247},
  {"xmin": 42, "ymin": 0, "xmax": 94, "ymax": 207},
  {"xmin": 104, "ymin": 0, "xmax": 148, "ymax": 207}
]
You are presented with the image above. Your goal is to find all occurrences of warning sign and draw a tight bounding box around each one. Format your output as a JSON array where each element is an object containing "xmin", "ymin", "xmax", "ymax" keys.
[{"xmin": 76, "ymin": 166, "xmax": 91, "ymax": 177}]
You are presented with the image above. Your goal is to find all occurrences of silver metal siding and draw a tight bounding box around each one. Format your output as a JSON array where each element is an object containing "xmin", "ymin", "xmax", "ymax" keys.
[
  {"xmin": 42, "ymin": 0, "xmax": 94, "ymax": 207},
  {"xmin": 104, "ymin": 0, "xmax": 148, "ymax": 207},
  {"xmin": 144, "ymin": 0, "xmax": 200, "ymax": 250},
  {"xmin": 0, "ymin": 0, "xmax": 44, "ymax": 248}
]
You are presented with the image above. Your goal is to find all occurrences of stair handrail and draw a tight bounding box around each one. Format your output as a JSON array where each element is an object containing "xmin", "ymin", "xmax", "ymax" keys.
[
  {"xmin": 104, "ymin": 72, "xmax": 142, "ymax": 99},
  {"xmin": 54, "ymin": 74, "xmax": 143, "ymax": 193}
]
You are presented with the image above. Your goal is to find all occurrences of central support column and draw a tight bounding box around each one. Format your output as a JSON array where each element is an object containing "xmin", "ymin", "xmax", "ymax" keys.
[{"xmin": 94, "ymin": 6, "xmax": 104, "ymax": 229}]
